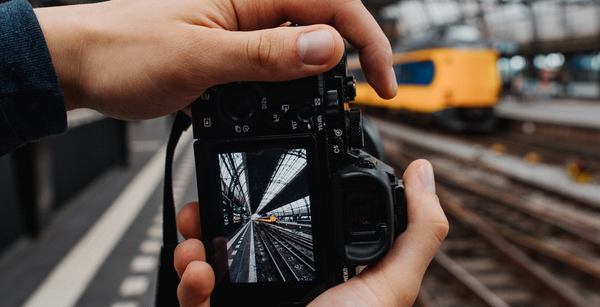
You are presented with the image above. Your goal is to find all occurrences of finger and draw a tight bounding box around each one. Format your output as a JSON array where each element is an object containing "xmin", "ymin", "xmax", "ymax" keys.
[
  {"xmin": 174, "ymin": 239, "xmax": 206, "ymax": 278},
  {"xmin": 229, "ymin": 0, "xmax": 397, "ymax": 98},
  {"xmin": 177, "ymin": 260, "xmax": 215, "ymax": 307},
  {"xmin": 196, "ymin": 24, "xmax": 345, "ymax": 84},
  {"xmin": 177, "ymin": 201, "xmax": 201, "ymax": 239},
  {"xmin": 357, "ymin": 159, "xmax": 448, "ymax": 305}
]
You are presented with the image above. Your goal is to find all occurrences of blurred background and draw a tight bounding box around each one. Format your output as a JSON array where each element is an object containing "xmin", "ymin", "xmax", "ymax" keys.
[{"xmin": 1, "ymin": 0, "xmax": 598, "ymax": 306}]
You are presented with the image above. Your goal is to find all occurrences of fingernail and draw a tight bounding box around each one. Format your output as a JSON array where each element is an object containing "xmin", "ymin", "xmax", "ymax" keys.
[
  {"xmin": 418, "ymin": 161, "xmax": 436, "ymax": 193},
  {"xmin": 297, "ymin": 30, "xmax": 334, "ymax": 65},
  {"xmin": 389, "ymin": 66, "xmax": 398, "ymax": 93}
]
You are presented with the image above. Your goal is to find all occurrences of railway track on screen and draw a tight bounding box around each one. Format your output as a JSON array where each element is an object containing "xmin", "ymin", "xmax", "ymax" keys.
[{"xmin": 254, "ymin": 222, "xmax": 315, "ymax": 282}]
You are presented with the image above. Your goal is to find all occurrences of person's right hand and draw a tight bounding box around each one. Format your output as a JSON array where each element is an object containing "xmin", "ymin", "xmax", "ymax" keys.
[
  {"xmin": 34, "ymin": 0, "xmax": 397, "ymax": 120},
  {"xmin": 175, "ymin": 160, "xmax": 449, "ymax": 307}
]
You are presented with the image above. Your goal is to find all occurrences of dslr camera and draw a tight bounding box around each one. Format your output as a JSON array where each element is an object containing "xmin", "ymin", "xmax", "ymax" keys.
[{"xmin": 191, "ymin": 54, "xmax": 407, "ymax": 306}]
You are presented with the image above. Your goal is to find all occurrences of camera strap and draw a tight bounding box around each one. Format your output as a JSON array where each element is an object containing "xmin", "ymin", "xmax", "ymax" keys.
[{"xmin": 155, "ymin": 111, "xmax": 191, "ymax": 307}]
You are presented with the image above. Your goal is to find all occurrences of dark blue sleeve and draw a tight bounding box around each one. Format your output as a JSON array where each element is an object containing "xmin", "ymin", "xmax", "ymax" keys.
[{"xmin": 0, "ymin": 0, "xmax": 67, "ymax": 156}]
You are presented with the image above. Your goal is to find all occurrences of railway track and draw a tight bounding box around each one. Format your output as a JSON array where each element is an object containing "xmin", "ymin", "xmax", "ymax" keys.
[
  {"xmin": 267, "ymin": 223, "xmax": 314, "ymax": 254},
  {"xmin": 254, "ymin": 222, "xmax": 315, "ymax": 282},
  {"xmin": 373, "ymin": 117, "xmax": 600, "ymax": 209},
  {"xmin": 276, "ymin": 221, "xmax": 313, "ymax": 235},
  {"xmin": 459, "ymin": 131, "xmax": 600, "ymax": 174},
  {"xmin": 375, "ymin": 119, "xmax": 600, "ymax": 306},
  {"xmin": 367, "ymin": 110, "xmax": 600, "ymax": 174}
]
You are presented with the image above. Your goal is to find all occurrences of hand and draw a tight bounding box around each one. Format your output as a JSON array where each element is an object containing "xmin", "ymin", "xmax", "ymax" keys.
[
  {"xmin": 174, "ymin": 159, "xmax": 449, "ymax": 307},
  {"xmin": 34, "ymin": 0, "xmax": 397, "ymax": 120}
]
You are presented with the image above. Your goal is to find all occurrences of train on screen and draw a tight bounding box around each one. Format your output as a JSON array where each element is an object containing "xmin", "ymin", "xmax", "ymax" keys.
[
  {"xmin": 348, "ymin": 27, "xmax": 501, "ymax": 132},
  {"xmin": 256, "ymin": 215, "xmax": 277, "ymax": 223}
]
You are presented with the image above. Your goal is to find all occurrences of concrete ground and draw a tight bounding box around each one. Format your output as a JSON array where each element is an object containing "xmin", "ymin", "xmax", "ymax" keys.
[{"xmin": 0, "ymin": 116, "xmax": 198, "ymax": 307}]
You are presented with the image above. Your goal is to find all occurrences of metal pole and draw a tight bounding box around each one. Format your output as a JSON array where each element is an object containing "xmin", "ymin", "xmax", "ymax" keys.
[{"xmin": 525, "ymin": 0, "xmax": 540, "ymax": 79}]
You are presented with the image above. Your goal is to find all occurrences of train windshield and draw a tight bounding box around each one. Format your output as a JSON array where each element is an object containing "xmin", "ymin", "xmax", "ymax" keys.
[
  {"xmin": 395, "ymin": 60, "xmax": 435, "ymax": 85},
  {"xmin": 217, "ymin": 148, "xmax": 315, "ymax": 283}
]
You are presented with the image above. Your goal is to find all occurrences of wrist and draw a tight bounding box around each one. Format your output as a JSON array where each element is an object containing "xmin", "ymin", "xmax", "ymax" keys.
[{"xmin": 34, "ymin": 4, "xmax": 92, "ymax": 110}]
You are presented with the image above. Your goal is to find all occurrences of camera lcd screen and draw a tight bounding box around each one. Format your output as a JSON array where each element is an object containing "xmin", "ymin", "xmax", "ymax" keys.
[{"xmin": 217, "ymin": 148, "xmax": 315, "ymax": 283}]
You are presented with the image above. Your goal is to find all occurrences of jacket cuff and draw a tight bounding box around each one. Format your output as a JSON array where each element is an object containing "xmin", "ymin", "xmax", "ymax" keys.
[{"xmin": 0, "ymin": 0, "xmax": 67, "ymax": 143}]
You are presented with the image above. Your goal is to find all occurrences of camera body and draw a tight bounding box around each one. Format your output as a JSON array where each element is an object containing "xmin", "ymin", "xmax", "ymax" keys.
[{"xmin": 191, "ymin": 55, "xmax": 407, "ymax": 306}]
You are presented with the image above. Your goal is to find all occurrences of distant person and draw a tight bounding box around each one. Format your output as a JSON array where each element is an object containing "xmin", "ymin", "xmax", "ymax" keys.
[{"xmin": 0, "ymin": 0, "xmax": 448, "ymax": 306}]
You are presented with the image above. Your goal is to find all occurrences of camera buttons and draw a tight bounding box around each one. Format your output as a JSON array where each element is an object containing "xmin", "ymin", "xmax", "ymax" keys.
[
  {"xmin": 326, "ymin": 90, "xmax": 339, "ymax": 107},
  {"xmin": 218, "ymin": 83, "xmax": 263, "ymax": 123},
  {"xmin": 297, "ymin": 103, "xmax": 315, "ymax": 123},
  {"xmin": 345, "ymin": 76, "xmax": 356, "ymax": 101},
  {"xmin": 233, "ymin": 124, "xmax": 250, "ymax": 134},
  {"xmin": 202, "ymin": 117, "xmax": 212, "ymax": 128}
]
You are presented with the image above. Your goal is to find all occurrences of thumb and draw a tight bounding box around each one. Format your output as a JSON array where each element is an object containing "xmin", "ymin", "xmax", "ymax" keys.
[
  {"xmin": 310, "ymin": 160, "xmax": 448, "ymax": 307},
  {"xmin": 359, "ymin": 159, "xmax": 448, "ymax": 305},
  {"xmin": 200, "ymin": 25, "xmax": 345, "ymax": 83}
]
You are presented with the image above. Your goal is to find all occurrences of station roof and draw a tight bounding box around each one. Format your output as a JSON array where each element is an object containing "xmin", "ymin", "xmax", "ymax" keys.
[{"xmin": 381, "ymin": 0, "xmax": 600, "ymax": 54}]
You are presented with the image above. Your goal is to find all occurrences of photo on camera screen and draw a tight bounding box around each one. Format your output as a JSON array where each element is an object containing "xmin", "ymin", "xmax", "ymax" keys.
[{"xmin": 218, "ymin": 148, "xmax": 315, "ymax": 283}]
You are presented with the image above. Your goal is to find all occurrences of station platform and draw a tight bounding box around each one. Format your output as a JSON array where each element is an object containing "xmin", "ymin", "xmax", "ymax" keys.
[
  {"xmin": 496, "ymin": 98, "xmax": 600, "ymax": 130},
  {"xmin": 226, "ymin": 221, "xmax": 256, "ymax": 283},
  {"xmin": 0, "ymin": 116, "xmax": 196, "ymax": 307}
]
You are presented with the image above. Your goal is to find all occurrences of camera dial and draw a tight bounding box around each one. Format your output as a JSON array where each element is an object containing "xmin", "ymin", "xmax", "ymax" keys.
[
  {"xmin": 297, "ymin": 102, "xmax": 315, "ymax": 123},
  {"xmin": 219, "ymin": 83, "xmax": 262, "ymax": 123}
]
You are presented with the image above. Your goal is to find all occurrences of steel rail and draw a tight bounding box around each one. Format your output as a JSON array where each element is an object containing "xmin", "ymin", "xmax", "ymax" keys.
[
  {"xmin": 433, "ymin": 252, "xmax": 510, "ymax": 307},
  {"xmin": 264, "ymin": 226, "xmax": 315, "ymax": 272},
  {"xmin": 262, "ymin": 227, "xmax": 300, "ymax": 281},
  {"xmin": 256, "ymin": 224, "xmax": 287, "ymax": 282},
  {"xmin": 437, "ymin": 187, "xmax": 591, "ymax": 307},
  {"xmin": 388, "ymin": 142, "xmax": 600, "ymax": 280}
]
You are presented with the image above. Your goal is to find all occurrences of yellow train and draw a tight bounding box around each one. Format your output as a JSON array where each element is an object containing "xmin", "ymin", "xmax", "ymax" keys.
[
  {"xmin": 349, "ymin": 48, "xmax": 501, "ymax": 132},
  {"xmin": 256, "ymin": 215, "xmax": 277, "ymax": 223}
]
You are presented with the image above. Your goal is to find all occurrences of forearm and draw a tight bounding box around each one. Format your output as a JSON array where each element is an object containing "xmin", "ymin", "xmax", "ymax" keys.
[{"xmin": 34, "ymin": 3, "xmax": 95, "ymax": 110}]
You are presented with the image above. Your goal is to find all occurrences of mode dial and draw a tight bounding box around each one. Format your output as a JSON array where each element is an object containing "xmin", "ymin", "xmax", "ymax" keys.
[{"xmin": 348, "ymin": 107, "xmax": 364, "ymax": 149}]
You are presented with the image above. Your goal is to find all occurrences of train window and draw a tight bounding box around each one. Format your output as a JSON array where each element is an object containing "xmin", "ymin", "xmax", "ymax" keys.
[{"xmin": 395, "ymin": 61, "xmax": 435, "ymax": 85}]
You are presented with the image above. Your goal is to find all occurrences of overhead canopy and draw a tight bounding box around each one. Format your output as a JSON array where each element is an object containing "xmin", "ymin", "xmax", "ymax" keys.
[{"xmin": 381, "ymin": 0, "xmax": 600, "ymax": 54}]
